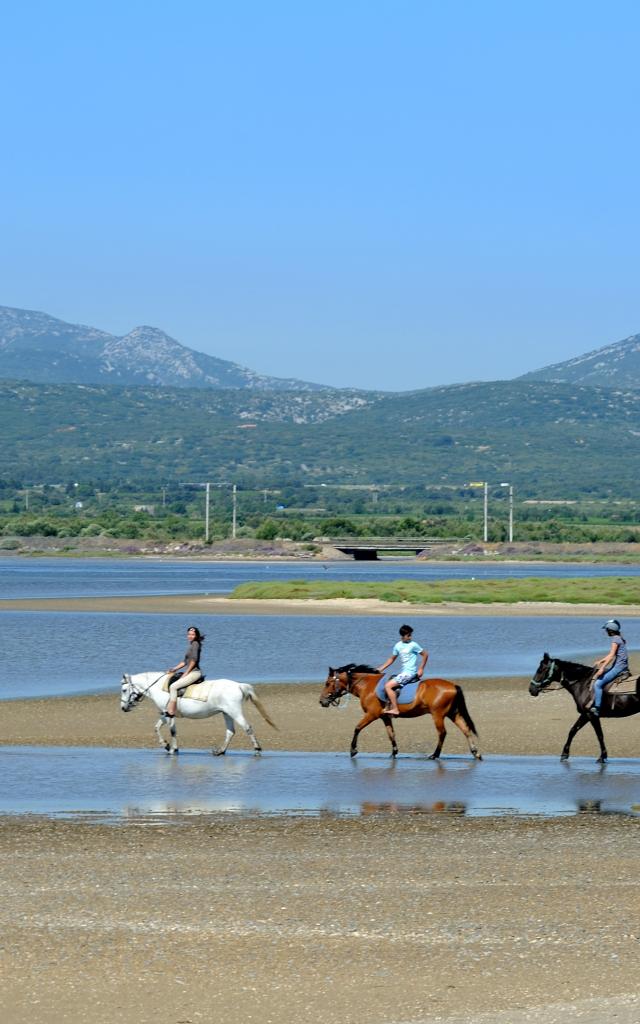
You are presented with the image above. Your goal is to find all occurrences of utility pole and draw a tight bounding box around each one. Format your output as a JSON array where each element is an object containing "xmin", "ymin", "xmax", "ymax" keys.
[
  {"xmin": 468, "ymin": 482, "xmax": 488, "ymax": 542},
  {"xmin": 205, "ymin": 482, "xmax": 210, "ymax": 543},
  {"xmin": 501, "ymin": 483, "xmax": 514, "ymax": 542},
  {"xmin": 232, "ymin": 483, "xmax": 237, "ymax": 539},
  {"xmin": 483, "ymin": 482, "xmax": 488, "ymax": 543}
]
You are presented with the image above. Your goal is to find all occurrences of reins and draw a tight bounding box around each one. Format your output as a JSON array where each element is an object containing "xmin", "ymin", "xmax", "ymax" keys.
[
  {"xmin": 327, "ymin": 665, "xmax": 381, "ymax": 708},
  {"xmin": 539, "ymin": 659, "xmax": 564, "ymax": 693},
  {"xmin": 537, "ymin": 658, "xmax": 595, "ymax": 694},
  {"xmin": 125, "ymin": 672, "xmax": 166, "ymax": 702}
]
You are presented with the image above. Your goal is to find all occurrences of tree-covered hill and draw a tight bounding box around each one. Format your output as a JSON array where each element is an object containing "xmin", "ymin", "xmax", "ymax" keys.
[{"xmin": 2, "ymin": 377, "xmax": 639, "ymax": 497}]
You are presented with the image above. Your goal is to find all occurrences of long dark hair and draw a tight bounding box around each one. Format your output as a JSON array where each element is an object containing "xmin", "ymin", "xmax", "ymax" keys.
[{"xmin": 188, "ymin": 626, "xmax": 206, "ymax": 643}]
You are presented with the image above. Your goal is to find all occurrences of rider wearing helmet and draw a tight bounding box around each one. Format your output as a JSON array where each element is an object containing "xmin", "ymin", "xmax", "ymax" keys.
[{"xmin": 591, "ymin": 619, "xmax": 629, "ymax": 716}]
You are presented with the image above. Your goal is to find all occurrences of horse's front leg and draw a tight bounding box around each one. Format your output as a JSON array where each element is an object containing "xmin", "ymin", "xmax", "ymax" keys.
[
  {"xmin": 561, "ymin": 714, "xmax": 589, "ymax": 761},
  {"xmin": 590, "ymin": 714, "xmax": 608, "ymax": 764},
  {"xmin": 350, "ymin": 712, "xmax": 378, "ymax": 758},
  {"xmin": 381, "ymin": 713, "xmax": 398, "ymax": 757},
  {"xmin": 154, "ymin": 716, "xmax": 171, "ymax": 752},
  {"xmin": 159, "ymin": 712, "xmax": 179, "ymax": 754}
]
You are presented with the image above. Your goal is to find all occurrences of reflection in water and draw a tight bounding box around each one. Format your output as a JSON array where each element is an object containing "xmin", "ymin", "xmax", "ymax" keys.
[
  {"xmin": 360, "ymin": 800, "xmax": 466, "ymax": 815},
  {"xmin": 2, "ymin": 747, "xmax": 640, "ymax": 820}
]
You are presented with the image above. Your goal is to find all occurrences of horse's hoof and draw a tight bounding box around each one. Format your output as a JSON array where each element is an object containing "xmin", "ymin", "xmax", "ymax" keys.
[
  {"xmin": 474, "ymin": 753, "xmax": 483, "ymax": 761},
  {"xmin": 164, "ymin": 744, "xmax": 171, "ymax": 753},
  {"xmin": 427, "ymin": 754, "xmax": 439, "ymax": 760},
  {"xmin": 597, "ymin": 756, "xmax": 607, "ymax": 764},
  {"xmin": 350, "ymin": 750, "xmax": 357, "ymax": 758},
  {"xmin": 560, "ymin": 754, "xmax": 569, "ymax": 762}
]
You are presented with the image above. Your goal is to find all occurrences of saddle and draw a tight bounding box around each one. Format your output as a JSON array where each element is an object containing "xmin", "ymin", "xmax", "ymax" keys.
[
  {"xmin": 606, "ymin": 670, "xmax": 636, "ymax": 696},
  {"xmin": 586, "ymin": 670, "xmax": 635, "ymax": 708},
  {"xmin": 160, "ymin": 673, "xmax": 209, "ymax": 702}
]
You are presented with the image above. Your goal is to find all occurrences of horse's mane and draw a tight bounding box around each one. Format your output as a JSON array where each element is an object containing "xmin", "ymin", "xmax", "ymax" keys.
[
  {"xmin": 336, "ymin": 662, "xmax": 379, "ymax": 675},
  {"xmin": 554, "ymin": 657, "xmax": 594, "ymax": 674}
]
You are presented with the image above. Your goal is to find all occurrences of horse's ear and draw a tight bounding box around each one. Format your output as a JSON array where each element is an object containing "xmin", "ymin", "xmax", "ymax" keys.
[
  {"xmin": 328, "ymin": 666, "xmax": 334, "ymax": 674},
  {"xmin": 543, "ymin": 652, "xmax": 550, "ymax": 660}
]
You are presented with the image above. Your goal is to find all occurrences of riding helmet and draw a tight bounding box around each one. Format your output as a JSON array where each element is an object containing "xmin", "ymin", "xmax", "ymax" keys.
[{"xmin": 602, "ymin": 619, "xmax": 621, "ymax": 634}]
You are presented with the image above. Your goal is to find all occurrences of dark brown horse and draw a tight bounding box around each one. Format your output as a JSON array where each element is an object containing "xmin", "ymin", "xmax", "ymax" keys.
[
  {"xmin": 319, "ymin": 663, "xmax": 481, "ymax": 760},
  {"xmin": 529, "ymin": 652, "xmax": 640, "ymax": 763}
]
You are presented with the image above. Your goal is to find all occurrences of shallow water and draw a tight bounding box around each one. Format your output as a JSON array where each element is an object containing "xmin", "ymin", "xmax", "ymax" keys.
[
  {"xmin": 1, "ymin": 555, "xmax": 639, "ymax": 600},
  {"xmin": 0, "ymin": 610, "xmax": 620, "ymax": 698},
  {"xmin": 2, "ymin": 747, "xmax": 639, "ymax": 820}
]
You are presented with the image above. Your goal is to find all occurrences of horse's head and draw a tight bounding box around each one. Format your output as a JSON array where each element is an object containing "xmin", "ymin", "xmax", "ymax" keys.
[
  {"xmin": 529, "ymin": 653, "xmax": 559, "ymax": 696},
  {"xmin": 319, "ymin": 666, "xmax": 351, "ymax": 707},
  {"xmin": 121, "ymin": 673, "xmax": 144, "ymax": 712}
]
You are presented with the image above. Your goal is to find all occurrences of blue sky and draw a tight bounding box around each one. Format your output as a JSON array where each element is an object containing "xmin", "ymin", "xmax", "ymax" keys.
[{"xmin": 1, "ymin": 0, "xmax": 639, "ymax": 390}]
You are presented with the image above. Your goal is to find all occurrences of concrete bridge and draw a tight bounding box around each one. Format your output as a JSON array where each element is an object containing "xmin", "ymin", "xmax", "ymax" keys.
[{"xmin": 328, "ymin": 538, "xmax": 454, "ymax": 560}]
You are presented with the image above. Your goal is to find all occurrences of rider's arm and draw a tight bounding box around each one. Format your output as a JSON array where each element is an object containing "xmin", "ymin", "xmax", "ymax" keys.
[
  {"xmin": 595, "ymin": 641, "xmax": 619, "ymax": 675},
  {"xmin": 417, "ymin": 649, "xmax": 429, "ymax": 677},
  {"xmin": 377, "ymin": 654, "xmax": 396, "ymax": 674}
]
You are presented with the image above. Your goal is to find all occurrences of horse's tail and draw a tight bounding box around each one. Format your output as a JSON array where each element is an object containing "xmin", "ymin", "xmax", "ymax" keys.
[
  {"xmin": 453, "ymin": 685, "xmax": 478, "ymax": 737},
  {"xmin": 240, "ymin": 684, "xmax": 278, "ymax": 730}
]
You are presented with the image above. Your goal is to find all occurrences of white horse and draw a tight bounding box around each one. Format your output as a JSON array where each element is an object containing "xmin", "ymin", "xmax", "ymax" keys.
[{"xmin": 120, "ymin": 672, "xmax": 277, "ymax": 755}]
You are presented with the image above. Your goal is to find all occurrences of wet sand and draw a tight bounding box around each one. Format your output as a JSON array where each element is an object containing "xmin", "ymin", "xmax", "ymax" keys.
[{"xmin": 2, "ymin": 813, "xmax": 639, "ymax": 1024}]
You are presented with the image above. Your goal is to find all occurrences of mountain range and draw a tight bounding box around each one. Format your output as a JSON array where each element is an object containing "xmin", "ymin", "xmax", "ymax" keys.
[
  {"xmin": 0, "ymin": 306, "xmax": 326, "ymax": 391},
  {"xmin": 2, "ymin": 303, "xmax": 640, "ymax": 391},
  {"xmin": 2, "ymin": 304, "xmax": 639, "ymax": 497}
]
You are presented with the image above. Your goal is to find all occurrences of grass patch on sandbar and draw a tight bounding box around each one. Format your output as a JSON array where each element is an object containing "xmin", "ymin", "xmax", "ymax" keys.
[{"xmin": 230, "ymin": 577, "xmax": 640, "ymax": 605}]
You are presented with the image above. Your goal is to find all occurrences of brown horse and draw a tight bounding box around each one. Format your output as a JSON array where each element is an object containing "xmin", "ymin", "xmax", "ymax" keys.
[{"xmin": 319, "ymin": 663, "xmax": 481, "ymax": 760}]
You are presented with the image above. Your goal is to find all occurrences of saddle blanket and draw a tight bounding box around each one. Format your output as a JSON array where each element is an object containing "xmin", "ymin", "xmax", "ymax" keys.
[
  {"xmin": 375, "ymin": 678, "xmax": 421, "ymax": 705},
  {"xmin": 160, "ymin": 676, "xmax": 210, "ymax": 702},
  {"xmin": 607, "ymin": 673, "xmax": 637, "ymax": 696}
]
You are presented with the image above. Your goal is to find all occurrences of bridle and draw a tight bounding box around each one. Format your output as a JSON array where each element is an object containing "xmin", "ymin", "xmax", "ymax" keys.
[
  {"xmin": 531, "ymin": 659, "xmax": 564, "ymax": 694},
  {"xmin": 121, "ymin": 672, "xmax": 165, "ymax": 709},
  {"xmin": 324, "ymin": 669, "xmax": 355, "ymax": 707}
]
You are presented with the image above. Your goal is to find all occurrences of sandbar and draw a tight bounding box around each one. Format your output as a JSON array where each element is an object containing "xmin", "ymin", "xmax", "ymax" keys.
[{"xmin": 3, "ymin": 593, "xmax": 640, "ymax": 616}]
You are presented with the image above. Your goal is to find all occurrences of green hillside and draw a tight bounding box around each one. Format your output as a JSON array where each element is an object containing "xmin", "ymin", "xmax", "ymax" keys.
[{"xmin": 2, "ymin": 377, "xmax": 639, "ymax": 498}]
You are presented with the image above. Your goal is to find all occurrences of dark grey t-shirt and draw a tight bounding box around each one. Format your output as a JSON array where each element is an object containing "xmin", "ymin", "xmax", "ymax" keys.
[{"xmin": 184, "ymin": 640, "xmax": 201, "ymax": 669}]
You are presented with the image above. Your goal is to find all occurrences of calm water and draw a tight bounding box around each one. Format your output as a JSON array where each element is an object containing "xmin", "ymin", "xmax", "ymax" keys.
[
  {"xmin": 1, "ymin": 557, "xmax": 637, "ymax": 698},
  {"xmin": 1, "ymin": 555, "xmax": 640, "ymax": 600},
  {"xmin": 1, "ymin": 609, "xmax": 627, "ymax": 698},
  {"xmin": 2, "ymin": 747, "xmax": 639, "ymax": 819}
]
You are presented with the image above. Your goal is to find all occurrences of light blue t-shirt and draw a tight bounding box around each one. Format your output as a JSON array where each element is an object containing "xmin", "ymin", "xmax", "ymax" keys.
[{"xmin": 393, "ymin": 639, "xmax": 424, "ymax": 676}]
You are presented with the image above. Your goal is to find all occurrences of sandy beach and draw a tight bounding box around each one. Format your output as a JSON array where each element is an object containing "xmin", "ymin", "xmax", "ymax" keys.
[{"xmin": 3, "ymin": 592, "xmax": 640, "ymax": 1023}]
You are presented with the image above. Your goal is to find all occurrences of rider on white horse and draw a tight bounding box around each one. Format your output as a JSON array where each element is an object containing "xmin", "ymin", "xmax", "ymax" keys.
[{"xmin": 163, "ymin": 626, "xmax": 204, "ymax": 717}]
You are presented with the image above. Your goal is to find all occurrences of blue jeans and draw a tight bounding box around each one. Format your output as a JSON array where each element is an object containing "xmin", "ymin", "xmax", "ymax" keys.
[{"xmin": 593, "ymin": 666, "xmax": 625, "ymax": 710}]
